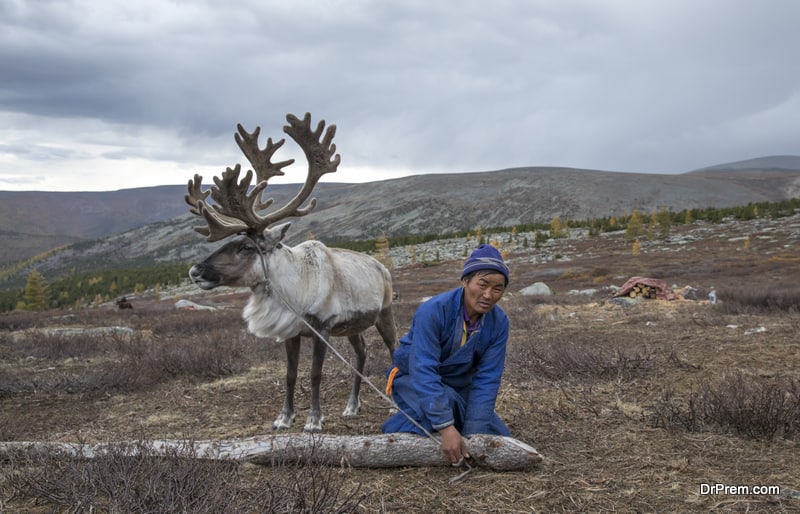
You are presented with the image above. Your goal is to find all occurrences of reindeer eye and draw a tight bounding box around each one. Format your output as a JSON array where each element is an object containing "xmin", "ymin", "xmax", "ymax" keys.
[{"xmin": 238, "ymin": 243, "xmax": 256, "ymax": 254}]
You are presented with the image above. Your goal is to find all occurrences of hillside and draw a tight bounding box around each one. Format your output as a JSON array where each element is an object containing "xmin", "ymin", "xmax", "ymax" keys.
[
  {"xmin": 692, "ymin": 154, "xmax": 800, "ymax": 171},
  {"xmin": 1, "ymin": 156, "xmax": 799, "ymax": 289}
]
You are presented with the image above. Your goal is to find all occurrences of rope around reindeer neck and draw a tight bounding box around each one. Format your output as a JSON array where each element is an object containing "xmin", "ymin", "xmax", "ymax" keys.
[
  {"xmin": 251, "ymin": 239, "xmax": 474, "ymax": 480},
  {"xmin": 251, "ymin": 240, "xmax": 434, "ymax": 438}
]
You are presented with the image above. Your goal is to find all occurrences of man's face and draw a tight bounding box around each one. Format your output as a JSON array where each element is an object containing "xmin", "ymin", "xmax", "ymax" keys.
[{"xmin": 461, "ymin": 271, "xmax": 506, "ymax": 320}]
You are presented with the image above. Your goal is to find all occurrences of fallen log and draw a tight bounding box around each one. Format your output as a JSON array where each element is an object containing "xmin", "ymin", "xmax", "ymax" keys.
[{"xmin": 0, "ymin": 433, "xmax": 542, "ymax": 471}]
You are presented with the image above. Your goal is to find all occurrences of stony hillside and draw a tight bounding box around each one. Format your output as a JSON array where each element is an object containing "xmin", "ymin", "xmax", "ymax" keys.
[
  {"xmin": 2, "ymin": 158, "xmax": 799, "ymax": 289},
  {"xmin": 311, "ymin": 166, "xmax": 800, "ymax": 240}
]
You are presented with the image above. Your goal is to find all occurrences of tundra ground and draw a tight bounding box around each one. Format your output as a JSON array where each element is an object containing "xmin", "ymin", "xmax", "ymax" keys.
[{"xmin": 2, "ymin": 215, "xmax": 799, "ymax": 512}]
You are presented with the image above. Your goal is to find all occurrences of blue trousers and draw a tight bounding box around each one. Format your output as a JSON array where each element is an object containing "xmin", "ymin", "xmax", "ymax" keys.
[{"xmin": 381, "ymin": 373, "xmax": 510, "ymax": 436}]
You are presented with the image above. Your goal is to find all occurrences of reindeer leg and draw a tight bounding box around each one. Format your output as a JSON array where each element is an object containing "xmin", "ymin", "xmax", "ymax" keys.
[
  {"xmin": 272, "ymin": 336, "xmax": 300, "ymax": 430},
  {"xmin": 375, "ymin": 306, "xmax": 398, "ymax": 359},
  {"xmin": 342, "ymin": 333, "xmax": 366, "ymax": 417},
  {"xmin": 304, "ymin": 333, "xmax": 328, "ymax": 432}
]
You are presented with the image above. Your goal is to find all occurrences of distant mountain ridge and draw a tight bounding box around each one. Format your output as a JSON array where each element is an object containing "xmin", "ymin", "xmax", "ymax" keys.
[
  {"xmin": 1, "ymin": 156, "xmax": 799, "ymax": 281},
  {"xmin": 691, "ymin": 155, "xmax": 800, "ymax": 172}
]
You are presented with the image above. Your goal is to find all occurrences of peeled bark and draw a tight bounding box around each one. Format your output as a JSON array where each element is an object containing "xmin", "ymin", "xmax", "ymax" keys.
[{"xmin": 0, "ymin": 433, "xmax": 542, "ymax": 471}]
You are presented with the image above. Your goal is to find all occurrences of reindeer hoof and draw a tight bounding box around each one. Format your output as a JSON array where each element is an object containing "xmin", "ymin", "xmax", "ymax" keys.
[
  {"xmin": 303, "ymin": 415, "xmax": 324, "ymax": 432},
  {"xmin": 341, "ymin": 403, "xmax": 360, "ymax": 418},
  {"xmin": 271, "ymin": 413, "xmax": 295, "ymax": 430}
]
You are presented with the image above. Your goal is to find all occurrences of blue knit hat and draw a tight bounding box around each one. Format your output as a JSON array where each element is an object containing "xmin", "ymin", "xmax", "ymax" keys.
[{"xmin": 461, "ymin": 244, "xmax": 509, "ymax": 284}]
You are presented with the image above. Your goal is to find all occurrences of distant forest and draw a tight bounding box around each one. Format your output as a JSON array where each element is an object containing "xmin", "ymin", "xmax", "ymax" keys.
[{"xmin": 2, "ymin": 198, "xmax": 798, "ymax": 313}]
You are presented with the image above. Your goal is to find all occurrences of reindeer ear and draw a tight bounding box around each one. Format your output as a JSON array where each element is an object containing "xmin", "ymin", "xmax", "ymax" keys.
[{"xmin": 263, "ymin": 222, "xmax": 292, "ymax": 243}]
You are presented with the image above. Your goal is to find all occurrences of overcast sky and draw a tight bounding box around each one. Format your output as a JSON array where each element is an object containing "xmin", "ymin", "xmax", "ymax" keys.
[{"xmin": 1, "ymin": 0, "xmax": 799, "ymax": 192}]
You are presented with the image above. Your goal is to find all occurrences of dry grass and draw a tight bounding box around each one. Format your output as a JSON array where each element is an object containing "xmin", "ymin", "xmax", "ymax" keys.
[
  {"xmin": 2, "ymin": 441, "xmax": 363, "ymax": 513},
  {"xmin": 715, "ymin": 284, "xmax": 800, "ymax": 314},
  {"xmin": 2, "ymin": 214, "xmax": 800, "ymax": 512},
  {"xmin": 648, "ymin": 372, "xmax": 800, "ymax": 439}
]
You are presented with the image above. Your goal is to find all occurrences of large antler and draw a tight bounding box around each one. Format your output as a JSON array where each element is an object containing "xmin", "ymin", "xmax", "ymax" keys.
[
  {"xmin": 259, "ymin": 112, "xmax": 340, "ymax": 226},
  {"xmin": 185, "ymin": 113, "xmax": 340, "ymax": 242}
]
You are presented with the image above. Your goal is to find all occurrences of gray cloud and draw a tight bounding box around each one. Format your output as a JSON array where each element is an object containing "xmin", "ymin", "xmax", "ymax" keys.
[{"xmin": 1, "ymin": 0, "xmax": 799, "ymax": 191}]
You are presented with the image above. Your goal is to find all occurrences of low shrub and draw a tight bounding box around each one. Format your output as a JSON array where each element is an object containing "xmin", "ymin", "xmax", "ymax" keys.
[
  {"xmin": 647, "ymin": 371, "xmax": 800, "ymax": 440},
  {"xmin": 714, "ymin": 284, "xmax": 800, "ymax": 314},
  {"xmin": 0, "ymin": 327, "xmax": 260, "ymax": 398},
  {"xmin": 509, "ymin": 340, "xmax": 662, "ymax": 383},
  {"xmin": 0, "ymin": 440, "xmax": 364, "ymax": 513}
]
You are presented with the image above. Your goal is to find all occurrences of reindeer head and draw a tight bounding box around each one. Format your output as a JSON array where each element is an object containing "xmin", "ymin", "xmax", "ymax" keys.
[{"xmin": 187, "ymin": 113, "xmax": 339, "ymax": 290}]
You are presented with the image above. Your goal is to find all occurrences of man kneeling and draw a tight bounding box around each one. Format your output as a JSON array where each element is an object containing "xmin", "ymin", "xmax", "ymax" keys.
[{"xmin": 382, "ymin": 244, "xmax": 511, "ymax": 465}]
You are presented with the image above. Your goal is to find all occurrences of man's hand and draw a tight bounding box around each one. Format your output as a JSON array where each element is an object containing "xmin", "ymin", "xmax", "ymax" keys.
[{"xmin": 440, "ymin": 425, "xmax": 470, "ymax": 465}]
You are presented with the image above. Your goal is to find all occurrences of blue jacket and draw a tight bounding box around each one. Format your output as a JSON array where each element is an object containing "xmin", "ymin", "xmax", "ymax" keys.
[{"xmin": 388, "ymin": 287, "xmax": 509, "ymax": 434}]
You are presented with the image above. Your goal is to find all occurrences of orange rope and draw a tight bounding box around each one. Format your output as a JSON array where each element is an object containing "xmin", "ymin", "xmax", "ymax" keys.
[{"xmin": 385, "ymin": 366, "xmax": 400, "ymax": 396}]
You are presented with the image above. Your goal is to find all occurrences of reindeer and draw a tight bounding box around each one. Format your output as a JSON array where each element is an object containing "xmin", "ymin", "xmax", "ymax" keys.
[
  {"xmin": 186, "ymin": 113, "xmax": 398, "ymax": 432},
  {"xmin": 116, "ymin": 297, "xmax": 133, "ymax": 309}
]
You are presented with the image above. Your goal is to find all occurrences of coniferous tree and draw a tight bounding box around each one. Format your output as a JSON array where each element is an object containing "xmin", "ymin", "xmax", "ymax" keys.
[
  {"xmin": 475, "ymin": 226, "xmax": 484, "ymax": 245},
  {"xmin": 23, "ymin": 270, "xmax": 50, "ymax": 311},
  {"xmin": 375, "ymin": 234, "xmax": 393, "ymax": 270},
  {"xmin": 656, "ymin": 207, "xmax": 672, "ymax": 239},
  {"xmin": 550, "ymin": 216, "xmax": 565, "ymax": 239},
  {"xmin": 625, "ymin": 210, "xmax": 644, "ymax": 242},
  {"xmin": 647, "ymin": 209, "xmax": 658, "ymax": 240}
]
